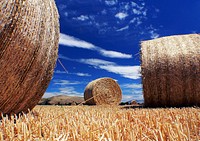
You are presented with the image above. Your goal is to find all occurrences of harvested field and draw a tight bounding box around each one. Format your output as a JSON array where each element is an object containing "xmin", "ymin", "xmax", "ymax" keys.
[{"xmin": 0, "ymin": 106, "xmax": 199, "ymax": 140}]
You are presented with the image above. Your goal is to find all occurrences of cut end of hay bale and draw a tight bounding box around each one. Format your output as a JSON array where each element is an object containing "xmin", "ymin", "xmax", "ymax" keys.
[
  {"xmin": 0, "ymin": 0, "xmax": 59, "ymax": 114},
  {"xmin": 141, "ymin": 34, "xmax": 200, "ymax": 107},
  {"xmin": 84, "ymin": 77, "xmax": 122, "ymax": 105}
]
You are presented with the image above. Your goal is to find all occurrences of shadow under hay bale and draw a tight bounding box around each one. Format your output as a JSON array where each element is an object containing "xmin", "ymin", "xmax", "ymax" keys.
[
  {"xmin": 0, "ymin": 0, "xmax": 59, "ymax": 114},
  {"xmin": 84, "ymin": 77, "xmax": 122, "ymax": 105},
  {"xmin": 141, "ymin": 34, "xmax": 200, "ymax": 107}
]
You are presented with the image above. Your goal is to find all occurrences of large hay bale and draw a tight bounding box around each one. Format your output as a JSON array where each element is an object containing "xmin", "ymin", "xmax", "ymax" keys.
[
  {"xmin": 141, "ymin": 34, "xmax": 200, "ymax": 107},
  {"xmin": 84, "ymin": 78, "xmax": 122, "ymax": 105},
  {"xmin": 0, "ymin": 0, "xmax": 59, "ymax": 114}
]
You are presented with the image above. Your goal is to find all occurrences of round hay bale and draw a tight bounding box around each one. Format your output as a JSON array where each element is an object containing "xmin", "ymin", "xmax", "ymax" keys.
[
  {"xmin": 0, "ymin": 0, "xmax": 59, "ymax": 114},
  {"xmin": 84, "ymin": 78, "xmax": 122, "ymax": 105},
  {"xmin": 141, "ymin": 34, "xmax": 200, "ymax": 107}
]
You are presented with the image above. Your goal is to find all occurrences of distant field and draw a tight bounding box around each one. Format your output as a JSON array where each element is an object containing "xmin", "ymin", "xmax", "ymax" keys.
[{"xmin": 0, "ymin": 106, "xmax": 199, "ymax": 140}]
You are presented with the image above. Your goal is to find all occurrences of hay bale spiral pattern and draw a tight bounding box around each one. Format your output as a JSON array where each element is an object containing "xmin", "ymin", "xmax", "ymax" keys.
[
  {"xmin": 84, "ymin": 78, "xmax": 122, "ymax": 105},
  {"xmin": 0, "ymin": 0, "xmax": 59, "ymax": 114},
  {"xmin": 141, "ymin": 34, "xmax": 200, "ymax": 107}
]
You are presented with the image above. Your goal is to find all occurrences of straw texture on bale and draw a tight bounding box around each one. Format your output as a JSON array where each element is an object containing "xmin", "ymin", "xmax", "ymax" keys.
[
  {"xmin": 141, "ymin": 34, "xmax": 200, "ymax": 107},
  {"xmin": 84, "ymin": 78, "xmax": 122, "ymax": 105},
  {"xmin": 0, "ymin": 0, "xmax": 59, "ymax": 114}
]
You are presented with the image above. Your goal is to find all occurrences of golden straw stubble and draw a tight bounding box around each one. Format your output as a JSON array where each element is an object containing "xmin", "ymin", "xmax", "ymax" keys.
[
  {"xmin": 84, "ymin": 77, "xmax": 122, "ymax": 105},
  {"xmin": 0, "ymin": 0, "xmax": 59, "ymax": 114},
  {"xmin": 141, "ymin": 34, "xmax": 200, "ymax": 107}
]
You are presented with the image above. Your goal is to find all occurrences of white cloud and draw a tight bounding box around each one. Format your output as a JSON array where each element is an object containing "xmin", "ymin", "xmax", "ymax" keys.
[
  {"xmin": 79, "ymin": 58, "xmax": 141, "ymax": 80},
  {"xmin": 124, "ymin": 3, "xmax": 130, "ymax": 10},
  {"xmin": 105, "ymin": 0, "xmax": 118, "ymax": 6},
  {"xmin": 116, "ymin": 25, "xmax": 129, "ymax": 32},
  {"xmin": 58, "ymin": 56, "xmax": 137, "ymax": 79},
  {"xmin": 132, "ymin": 9, "xmax": 142, "ymax": 15},
  {"xmin": 122, "ymin": 94, "xmax": 143, "ymax": 102},
  {"xmin": 130, "ymin": 18, "xmax": 136, "ymax": 24},
  {"xmin": 54, "ymin": 70, "xmax": 91, "ymax": 77},
  {"xmin": 54, "ymin": 80, "xmax": 80, "ymax": 85},
  {"xmin": 121, "ymin": 83, "xmax": 143, "ymax": 102},
  {"xmin": 59, "ymin": 87, "xmax": 82, "ymax": 96},
  {"xmin": 115, "ymin": 12, "xmax": 128, "ymax": 20},
  {"xmin": 130, "ymin": 17, "xmax": 143, "ymax": 26},
  {"xmin": 75, "ymin": 73, "xmax": 91, "ymax": 77},
  {"xmin": 121, "ymin": 83, "xmax": 142, "ymax": 89},
  {"xmin": 122, "ymin": 95, "xmax": 134, "ymax": 102},
  {"xmin": 54, "ymin": 70, "xmax": 67, "ymax": 74},
  {"xmin": 59, "ymin": 33, "xmax": 96, "ymax": 49},
  {"xmin": 58, "ymin": 54, "xmax": 72, "ymax": 61},
  {"xmin": 59, "ymin": 33, "xmax": 132, "ymax": 59},
  {"xmin": 79, "ymin": 58, "xmax": 115, "ymax": 66},
  {"xmin": 136, "ymin": 20, "xmax": 142, "ymax": 26},
  {"xmin": 43, "ymin": 87, "xmax": 82, "ymax": 98},
  {"xmin": 99, "ymin": 49, "xmax": 132, "ymax": 58},
  {"xmin": 149, "ymin": 30, "xmax": 159, "ymax": 39},
  {"xmin": 73, "ymin": 15, "xmax": 89, "ymax": 21},
  {"xmin": 131, "ymin": 2, "xmax": 138, "ymax": 7},
  {"xmin": 146, "ymin": 25, "xmax": 160, "ymax": 39},
  {"xmin": 43, "ymin": 92, "xmax": 60, "ymax": 98},
  {"xmin": 99, "ymin": 65, "xmax": 141, "ymax": 79},
  {"xmin": 143, "ymin": 10, "xmax": 147, "ymax": 16}
]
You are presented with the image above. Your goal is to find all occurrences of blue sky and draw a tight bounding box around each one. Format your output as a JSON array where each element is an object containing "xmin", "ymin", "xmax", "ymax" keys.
[{"xmin": 44, "ymin": 0, "xmax": 200, "ymax": 102}]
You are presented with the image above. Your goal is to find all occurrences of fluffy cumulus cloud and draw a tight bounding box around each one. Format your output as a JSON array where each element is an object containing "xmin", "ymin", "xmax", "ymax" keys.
[
  {"xmin": 59, "ymin": 33, "xmax": 132, "ymax": 59},
  {"xmin": 115, "ymin": 12, "xmax": 128, "ymax": 20},
  {"xmin": 79, "ymin": 58, "xmax": 141, "ymax": 80}
]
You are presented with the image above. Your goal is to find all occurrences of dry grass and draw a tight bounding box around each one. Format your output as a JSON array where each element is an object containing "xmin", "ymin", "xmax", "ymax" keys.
[{"xmin": 0, "ymin": 106, "xmax": 199, "ymax": 140}]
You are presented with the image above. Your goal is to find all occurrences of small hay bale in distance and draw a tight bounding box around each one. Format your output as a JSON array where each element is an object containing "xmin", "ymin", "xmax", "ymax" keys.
[
  {"xmin": 0, "ymin": 0, "xmax": 59, "ymax": 114},
  {"xmin": 141, "ymin": 34, "xmax": 200, "ymax": 107},
  {"xmin": 84, "ymin": 78, "xmax": 122, "ymax": 105}
]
